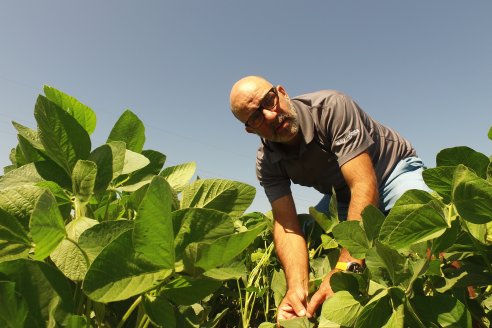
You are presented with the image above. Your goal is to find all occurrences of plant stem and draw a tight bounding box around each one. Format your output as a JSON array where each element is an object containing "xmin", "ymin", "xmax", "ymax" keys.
[{"xmin": 116, "ymin": 296, "xmax": 142, "ymax": 328}]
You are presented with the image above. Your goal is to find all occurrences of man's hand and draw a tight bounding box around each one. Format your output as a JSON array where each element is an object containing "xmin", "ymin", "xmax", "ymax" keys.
[
  {"xmin": 306, "ymin": 269, "xmax": 337, "ymax": 316},
  {"xmin": 277, "ymin": 288, "xmax": 309, "ymax": 323}
]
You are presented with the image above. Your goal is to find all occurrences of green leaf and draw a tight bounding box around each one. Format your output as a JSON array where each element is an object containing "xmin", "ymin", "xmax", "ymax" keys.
[
  {"xmin": 330, "ymin": 271, "xmax": 360, "ymax": 294},
  {"xmin": 160, "ymin": 161, "xmax": 196, "ymax": 192},
  {"xmin": 203, "ymin": 261, "xmax": 247, "ymax": 280},
  {"xmin": 411, "ymin": 295, "xmax": 471, "ymax": 327},
  {"xmin": 34, "ymin": 95, "xmax": 91, "ymax": 175},
  {"xmin": 133, "ymin": 176, "xmax": 175, "ymax": 268},
  {"xmin": 279, "ymin": 317, "xmax": 315, "ymax": 328},
  {"xmin": 120, "ymin": 149, "xmax": 150, "ymax": 175},
  {"xmin": 181, "ymin": 179, "xmax": 255, "ymax": 217},
  {"xmin": 271, "ymin": 269, "xmax": 287, "ymax": 308},
  {"xmin": 107, "ymin": 109, "xmax": 145, "ymax": 153},
  {"xmin": 29, "ymin": 190, "xmax": 66, "ymax": 260},
  {"xmin": 379, "ymin": 190, "xmax": 448, "ymax": 249},
  {"xmin": 422, "ymin": 166, "xmax": 456, "ymax": 203},
  {"xmin": 308, "ymin": 206, "xmax": 338, "ymax": 233},
  {"xmin": 436, "ymin": 146, "xmax": 489, "ymax": 178},
  {"xmin": 466, "ymin": 220, "xmax": 492, "ymax": 245},
  {"xmin": 88, "ymin": 141, "xmax": 126, "ymax": 192},
  {"xmin": 17, "ymin": 134, "xmax": 46, "ymax": 163},
  {"xmin": 50, "ymin": 217, "xmax": 97, "ymax": 281},
  {"xmin": 120, "ymin": 150, "xmax": 166, "ymax": 191},
  {"xmin": 43, "ymin": 85, "xmax": 97, "ymax": 135},
  {"xmin": 452, "ymin": 164, "xmax": 492, "ymax": 224},
  {"xmin": 488, "ymin": 125, "xmax": 492, "ymax": 140},
  {"xmin": 0, "ymin": 185, "xmax": 44, "ymax": 230},
  {"xmin": 0, "ymin": 163, "xmax": 45, "ymax": 189},
  {"xmin": 355, "ymin": 287, "xmax": 405, "ymax": 328},
  {"xmin": 82, "ymin": 229, "xmax": 173, "ymax": 302},
  {"xmin": 365, "ymin": 242, "xmax": 410, "ymax": 286},
  {"xmin": 78, "ymin": 220, "xmax": 133, "ymax": 263},
  {"xmin": 172, "ymin": 208, "xmax": 235, "ymax": 262},
  {"xmin": 332, "ymin": 221, "xmax": 369, "ymax": 259},
  {"xmin": 361, "ymin": 205, "xmax": 385, "ymax": 246},
  {"xmin": 431, "ymin": 217, "xmax": 460, "ymax": 252},
  {"xmin": 64, "ymin": 315, "xmax": 88, "ymax": 328},
  {"xmin": 0, "ymin": 281, "xmax": 28, "ymax": 327},
  {"xmin": 0, "ymin": 259, "xmax": 74, "ymax": 327},
  {"xmin": 0, "ymin": 207, "xmax": 31, "ymax": 261},
  {"xmin": 72, "ymin": 160, "xmax": 97, "ymax": 204},
  {"xmin": 143, "ymin": 294, "xmax": 176, "ymax": 328},
  {"xmin": 161, "ymin": 275, "xmax": 222, "ymax": 305},
  {"xmin": 11, "ymin": 121, "xmax": 44, "ymax": 151},
  {"xmin": 183, "ymin": 222, "xmax": 266, "ymax": 274},
  {"xmin": 322, "ymin": 290, "xmax": 364, "ymax": 327}
]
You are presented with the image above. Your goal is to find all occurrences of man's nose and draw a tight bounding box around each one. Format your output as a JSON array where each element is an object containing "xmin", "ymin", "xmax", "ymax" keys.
[{"xmin": 262, "ymin": 108, "xmax": 278, "ymax": 121}]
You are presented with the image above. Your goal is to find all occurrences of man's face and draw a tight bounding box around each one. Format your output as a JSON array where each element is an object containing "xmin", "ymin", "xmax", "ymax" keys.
[{"xmin": 241, "ymin": 85, "xmax": 299, "ymax": 143}]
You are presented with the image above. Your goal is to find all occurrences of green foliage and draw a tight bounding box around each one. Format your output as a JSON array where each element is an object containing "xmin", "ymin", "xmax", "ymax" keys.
[
  {"xmin": 1, "ymin": 87, "xmax": 491, "ymax": 327},
  {"xmin": 0, "ymin": 86, "xmax": 265, "ymax": 327}
]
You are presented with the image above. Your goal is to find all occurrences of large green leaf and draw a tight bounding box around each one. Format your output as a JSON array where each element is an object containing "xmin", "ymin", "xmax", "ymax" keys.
[
  {"xmin": 355, "ymin": 288, "xmax": 405, "ymax": 328},
  {"xmin": 452, "ymin": 164, "xmax": 492, "ymax": 224},
  {"xmin": 120, "ymin": 149, "xmax": 150, "ymax": 175},
  {"xmin": 133, "ymin": 176, "xmax": 175, "ymax": 268},
  {"xmin": 72, "ymin": 160, "xmax": 97, "ymax": 204},
  {"xmin": 34, "ymin": 95, "xmax": 91, "ymax": 175},
  {"xmin": 379, "ymin": 190, "xmax": 448, "ymax": 249},
  {"xmin": 332, "ymin": 221, "xmax": 369, "ymax": 259},
  {"xmin": 107, "ymin": 109, "xmax": 145, "ymax": 153},
  {"xmin": 160, "ymin": 275, "xmax": 222, "ymax": 305},
  {"xmin": 88, "ymin": 141, "xmax": 126, "ymax": 192},
  {"xmin": 203, "ymin": 261, "xmax": 247, "ymax": 280},
  {"xmin": 0, "ymin": 163, "xmax": 45, "ymax": 189},
  {"xmin": 411, "ymin": 295, "xmax": 471, "ymax": 327},
  {"xmin": 51, "ymin": 217, "xmax": 97, "ymax": 281},
  {"xmin": 321, "ymin": 291, "xmax": 364, "ymax": 327},
  {"xmin": 0, "ymin": 185, "xmax": 44, "ymax": 230},
  {"xmin": 183, "ymin": 222, "xmax": 266, "ymax": 275},
  {"xmin": 365, "ymin": 242, "xmax": 410, "ymax": 287},
  {"xmin": 0, "ymin": 208, "xmax": 31, "ymax": 262},
  {"xmin": 436, "ymin": 146, "xmax": 489, "ymax": 178},
  {"xmin": 361, "ymin": 205, "xmax": 385, "ymax": 246},
  {"xmin": 43, "ymin": 85, "xmax": 97, "ymax": 135},
  {"xmin": 82, "ymin": 229, "xmax": 173, "ymax": 302},
  {"xmin": 120, "ymin": 149, "xmax": 166, "ymax": 192},
  {"xmin": 422, "ymin": 166, "xmax": 456, "ymax": 203},
  {"xmin": 160, "ymin": 161, "xmax": 196, "ymax": 192},
  {"xmin": 172, "ymin": 208, "xmax": 235, "ymax": 262},
  {"xmin": 181, "ymin": 179, "xmax": 255, "ymax": 217},
  {"xmin": 0, "ymin": 259, "xmax": 74, "ymax": 328},
  {"xmin": 0, "ymin": 281, "xmax": 28, "ymax": 327},
  {"xmin": 78, "ymin": 220, "xmax": 133, "ymax": 263},
  {"xmin": 29, "ymin": 190, "xmax": 67, "ymax": 260},
  {"xmin": 143, "ymin": 294, "xmax": 176, "ymax": 328}
]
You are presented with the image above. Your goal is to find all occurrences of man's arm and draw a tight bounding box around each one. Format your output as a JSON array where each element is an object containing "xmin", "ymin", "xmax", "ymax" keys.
[
  {"xmin": 307, "ymin": 151, "xmax": 378, "ymax": 315},
  {"xmin": 272, "ymin": 193, "xmax": 310, "ymax": 321}
]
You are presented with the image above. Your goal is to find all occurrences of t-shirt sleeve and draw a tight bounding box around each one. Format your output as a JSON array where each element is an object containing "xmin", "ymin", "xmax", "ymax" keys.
[
  {"xmin": 256, "ymin": 148, "xmax": 291, "ymax": 203},
  {"xmin": 322, "ymin": 93, "xmax": 374, "ymax": 166}
]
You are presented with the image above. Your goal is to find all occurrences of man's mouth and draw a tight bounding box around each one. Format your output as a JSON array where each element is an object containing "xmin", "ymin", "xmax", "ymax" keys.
[{"xmin": 275, "ymin": 118, "xmax": 288, "ymax": 131}]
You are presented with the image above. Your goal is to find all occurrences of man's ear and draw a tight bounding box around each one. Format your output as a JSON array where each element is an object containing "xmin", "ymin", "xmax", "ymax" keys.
[{"xmin": 277, "ymin": 85, "xmax": 289, "ymax": 98}]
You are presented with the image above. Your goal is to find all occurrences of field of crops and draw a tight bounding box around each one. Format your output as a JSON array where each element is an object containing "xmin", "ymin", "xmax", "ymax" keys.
[{"xmin": 0, "ymin": 87, "xmax": 491, "ymax": 327}]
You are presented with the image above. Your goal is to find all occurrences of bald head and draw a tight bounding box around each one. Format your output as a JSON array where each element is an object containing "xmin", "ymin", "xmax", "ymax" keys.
[{"xmin": 229, "ymin": 76, "xmax": 273, "ymax": 122}]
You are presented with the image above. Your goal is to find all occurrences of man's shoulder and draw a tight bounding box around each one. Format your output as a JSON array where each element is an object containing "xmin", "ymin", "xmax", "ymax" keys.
[{"xmin": 293, "ymin": 90, "xmax": 350, "ymax": 108}]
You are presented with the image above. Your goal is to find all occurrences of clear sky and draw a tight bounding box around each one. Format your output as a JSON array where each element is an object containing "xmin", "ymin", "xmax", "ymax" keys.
[{"xmin": 1, "ymin": 1, "xmax": 491, "ymax": 214}]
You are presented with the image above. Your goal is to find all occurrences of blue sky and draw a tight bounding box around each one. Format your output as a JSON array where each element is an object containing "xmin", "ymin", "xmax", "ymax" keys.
[{"xmin": 1, "ymin": 1, "xmax": 491, "ymax": 214}]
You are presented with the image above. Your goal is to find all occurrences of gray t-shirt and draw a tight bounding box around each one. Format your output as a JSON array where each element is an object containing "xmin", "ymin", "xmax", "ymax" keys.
[{"xmin": 256, "ymin": 90, "xmax": 416, "ymax": 203}]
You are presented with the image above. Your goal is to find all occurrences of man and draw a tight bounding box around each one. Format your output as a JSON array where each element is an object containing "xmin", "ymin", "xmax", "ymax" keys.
[{"xmin": 229, "ymin": 76, "xmax": 429, "ymax": 321}]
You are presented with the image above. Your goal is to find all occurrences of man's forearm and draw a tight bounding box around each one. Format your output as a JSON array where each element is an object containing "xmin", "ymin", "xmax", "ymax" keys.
[{"xmin": 274, "ymin": 220, "xmax": 309, "ymax": 291}]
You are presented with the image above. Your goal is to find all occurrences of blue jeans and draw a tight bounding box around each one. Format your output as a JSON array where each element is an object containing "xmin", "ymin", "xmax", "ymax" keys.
[{"xmin": 314, "ymin": 156, "xmax": 431, "ymax": 219}]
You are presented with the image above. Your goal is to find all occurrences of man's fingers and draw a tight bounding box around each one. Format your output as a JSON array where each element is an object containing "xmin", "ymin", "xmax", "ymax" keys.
[
  {"xmin": 306, "ymin": 291, "xmax": 325, "ymax": 317},
  {"xmin": 290, "ymin": 297, "xmax": 307, "ymax": 317}
]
